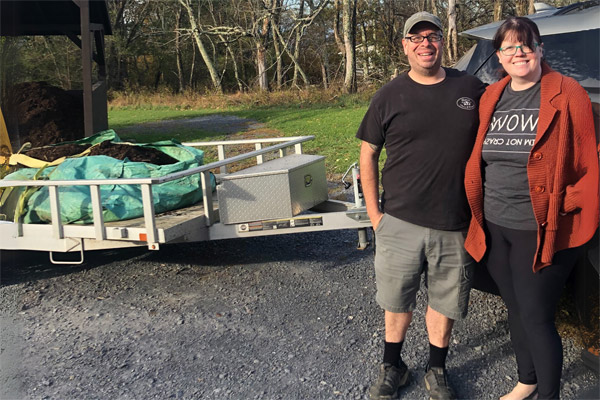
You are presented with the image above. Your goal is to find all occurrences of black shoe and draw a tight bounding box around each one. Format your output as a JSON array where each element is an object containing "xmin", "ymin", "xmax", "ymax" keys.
[
  {"xmin": 369, "ymin": 361, "xmax": 410, "ymax": 399},
  {"xmin": 423, "ymin": 366, "xmax": 455, "ymax": 400},
  {"xmin": 524, "ymin": 388, "xmax": 538, "ymax": 400}
]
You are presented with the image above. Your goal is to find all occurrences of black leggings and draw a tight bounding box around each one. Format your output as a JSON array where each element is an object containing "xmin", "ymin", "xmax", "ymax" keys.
[{"xmin": 485, "ymin": 220, "xmax": 578, "ymax": 400}]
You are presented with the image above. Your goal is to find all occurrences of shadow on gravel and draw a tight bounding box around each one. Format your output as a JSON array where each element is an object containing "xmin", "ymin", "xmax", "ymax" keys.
[
  {"xmin": 0, "ymin": 230, "xmax": 372, "ymax": 287},
  {"xmin": 144, "ymin": 230, "xmax": 372, "ymax": 267},
  {"xmin": 0, "ymin": 247, "xmax": 149, "ymax": 287}
]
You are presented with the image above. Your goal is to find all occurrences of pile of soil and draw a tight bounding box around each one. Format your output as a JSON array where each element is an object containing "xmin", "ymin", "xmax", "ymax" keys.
[
  {"xmin": 25, "ymin": 144, "xmax": 88, "ymax": 162},
  {"xmin": 25, "ymin": 141, "xmax": 178, "ymax": 165},
  {"xmin": 8, "ymin": 82, "xmax": 84, "ymax": 148},
  {"xmin": 87, "ymin": 141, "xmax": 177, "ymax": 165}
]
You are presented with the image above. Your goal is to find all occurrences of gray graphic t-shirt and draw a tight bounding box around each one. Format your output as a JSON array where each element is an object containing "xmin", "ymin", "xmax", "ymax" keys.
[{"xmin": 482, "ymin": 81, "xmax": 540, "ymax": 230}]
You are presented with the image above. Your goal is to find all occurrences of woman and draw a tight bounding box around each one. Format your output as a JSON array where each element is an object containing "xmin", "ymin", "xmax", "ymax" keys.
[{"xmin": 464, "ymin": 17, "xmax": 599, "ymax": 400}]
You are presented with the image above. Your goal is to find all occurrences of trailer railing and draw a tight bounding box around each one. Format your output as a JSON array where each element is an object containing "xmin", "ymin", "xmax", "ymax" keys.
[{"xmin": 0, "ymin": 136, "xmax": 314, "ymax": 248}]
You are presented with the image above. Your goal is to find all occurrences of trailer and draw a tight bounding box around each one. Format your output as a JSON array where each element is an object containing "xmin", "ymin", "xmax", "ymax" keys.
[{"xmin": 0, "ymin": 135, "xmax": 372, "ymax": 264}]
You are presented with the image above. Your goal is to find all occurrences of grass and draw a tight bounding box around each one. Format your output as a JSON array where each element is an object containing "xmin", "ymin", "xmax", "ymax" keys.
[
  {"xmin": 234, "ymin": 106, "xmax": 367, "ymax": 173},
  {"xmin": 109, "ymin": 107, "xmax": 217, "ymax": 128},
  {"xmin": 108, "ymin": 98, "xmax": 373, "ymax": 175}
]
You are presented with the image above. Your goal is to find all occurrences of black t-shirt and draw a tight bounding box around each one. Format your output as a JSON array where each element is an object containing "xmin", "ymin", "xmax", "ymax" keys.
[{"xmin": 356, "ymin": 68, "xmax": 485, "ymax": 230}]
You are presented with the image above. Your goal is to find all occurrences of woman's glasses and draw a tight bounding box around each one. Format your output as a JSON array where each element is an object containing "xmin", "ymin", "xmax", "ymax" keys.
[{"xmin": 498, "ymin": 43, "xmax": 540, "ymax": 56}]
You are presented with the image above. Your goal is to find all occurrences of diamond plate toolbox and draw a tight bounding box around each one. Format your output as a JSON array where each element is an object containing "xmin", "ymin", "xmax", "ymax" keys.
[{"xmin": 217, "ymin": 154, "xmax": 328, "ymax": 224}]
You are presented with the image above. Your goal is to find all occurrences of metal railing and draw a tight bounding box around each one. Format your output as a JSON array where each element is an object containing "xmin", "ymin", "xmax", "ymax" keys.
[{"xmin": 0, "ymin": 136, "xmax": 314, "ymax": 246}]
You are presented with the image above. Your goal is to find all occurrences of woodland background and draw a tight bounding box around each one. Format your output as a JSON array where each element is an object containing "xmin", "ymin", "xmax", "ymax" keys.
[{"xmin": 0, "ymin": 0, "xmax": 583, "ymax": 98}]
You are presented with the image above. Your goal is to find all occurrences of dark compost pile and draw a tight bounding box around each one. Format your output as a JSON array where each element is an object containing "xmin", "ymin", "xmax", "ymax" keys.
[
  {"xmin": 25, "ymin": 141, "xmax": 178, "ymax": 165},
  {"xmin": 8, "ymin": 82, "xmax": 85, "ymax": 148}
]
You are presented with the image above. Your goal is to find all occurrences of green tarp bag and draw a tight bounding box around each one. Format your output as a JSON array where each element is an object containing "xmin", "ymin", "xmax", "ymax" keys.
[{"xmin": 1, "ymin": 130, "xmax": 212, "ymax": 224}]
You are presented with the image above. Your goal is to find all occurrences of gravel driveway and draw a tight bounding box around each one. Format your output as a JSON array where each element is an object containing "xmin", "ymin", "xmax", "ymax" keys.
[{"xmin": 1, "ymin": 229, "xmax": 598, "ymax": 400}]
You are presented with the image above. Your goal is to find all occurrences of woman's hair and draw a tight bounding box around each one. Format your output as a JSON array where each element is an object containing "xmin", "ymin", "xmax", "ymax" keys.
[{"xmin": 492, "ymin": 16, "xmax": 543, "ymax": 50}]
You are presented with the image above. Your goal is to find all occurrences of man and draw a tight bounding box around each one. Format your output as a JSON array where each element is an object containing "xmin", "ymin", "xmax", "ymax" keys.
[{"xmin": 356, "ymin": 11, "xmax": 485, "ymax": 400}]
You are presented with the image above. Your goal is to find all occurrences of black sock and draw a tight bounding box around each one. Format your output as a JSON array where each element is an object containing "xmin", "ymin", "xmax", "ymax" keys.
[
  {"xmin": 383, "ymin": 340, "xmax": 404, "ymax": 367},
  {"xmin": 428, "ymin": 343, "xmax": 449, "ymax": 369}
]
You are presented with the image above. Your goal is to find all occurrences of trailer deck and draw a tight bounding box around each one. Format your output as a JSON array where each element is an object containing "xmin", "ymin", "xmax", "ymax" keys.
[{"xmin": 0, "ymin": 136, "xmax": 371, "ymax": 263}]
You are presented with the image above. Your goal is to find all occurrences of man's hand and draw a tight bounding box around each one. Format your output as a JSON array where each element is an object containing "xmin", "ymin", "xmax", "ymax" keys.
[
  {"xmin": 371, "ymin": 211, "xmax": 384, "ymax": 231},
  {"xmin": 359, "ymin": 141, "xmax": 384, "ymax": 231}
]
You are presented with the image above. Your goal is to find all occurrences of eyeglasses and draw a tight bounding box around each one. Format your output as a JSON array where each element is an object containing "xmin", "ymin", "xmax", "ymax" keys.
[
  {"xmin": 498, "ymin": 43, "xmax": 540, "ymax": 56},
  {"xmin": 404, "ymin": 33, "xmax": 443, "ymax": 43}
]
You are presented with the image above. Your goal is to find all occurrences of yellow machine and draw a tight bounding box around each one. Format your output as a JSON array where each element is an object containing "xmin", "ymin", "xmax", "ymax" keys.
[{"xmin": 0, "ymin": 107, "xmax": 12, "ymax": 163}]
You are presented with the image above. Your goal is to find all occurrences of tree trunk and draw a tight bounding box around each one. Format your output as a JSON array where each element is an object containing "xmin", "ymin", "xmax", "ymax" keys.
[
  {"xmin": 271, "ymin": 0, "xmax": 283, "ymax": 89},
  {"xmin": 179, "ymin": 0, "xmax": 222, "ymax": 93},
  {"xmin": 220, "ymin": 35, "xmax": 243, "ymax": 92},
  {"xmin": 333, "ymin": 0, "xmax": 346, "ymax": 58},
  {"xmin": 292, "ymin": 0, "xmax": 305, "ymax": 88},
  {"xmin": 446, "ymin": 0, "xmax": 458, "ymax": 63},
  {"xmin": 321, "ymin": 62, "xmax": 329, "ymax": 89},
  {"xmin": 175, "ymin": 8, "xmax": 184, "ymax": 93},
  {"xmin": 528, "ymin": 0, "xmax": 535, "ymax": 15},
  {"xmin": 256, "ymin": 42, "xmax": 268, "ymax": 91},
  {"xmin": 188, "ymin": 44, "xmax": 195, "ymax": 89},
  {"xmin": 342, "ymin": 0, "xmax": 356, "ymax": 93},
  {"xmin": 515, "ymin": 0, "xmax": 528, "ymax": 16},
  {"xmin": 320, "ymin": 19, "xmax": 330, "ymax": 89},
  {"xmin": 272, "ymin": 23, "xmax": 310, "ymax": 87},
  {"xmin": 493, "ymin": 0, "xmax": 503, "ymax": 21},
  {"xmin": 271, "ymin": 21, "xmax": 283, "ymax": 89},
  {"xmin": 430, "ymin": 0, "xmax": 438, "ymax": 16},
  {"xmin": 360, "ymin": 22, "xmax": 369, "ymax": 82},
  {"xmin": 254, "ymin": 0, "xmax": 271, "ymax": 92}
]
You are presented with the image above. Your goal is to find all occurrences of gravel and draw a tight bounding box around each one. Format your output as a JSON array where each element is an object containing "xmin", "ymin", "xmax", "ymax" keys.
[{"xmin": 1, "ymin": 229, "xmax": 598, "ymax": 399}]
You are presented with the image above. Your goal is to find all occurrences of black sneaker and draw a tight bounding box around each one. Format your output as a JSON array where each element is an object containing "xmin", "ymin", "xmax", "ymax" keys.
[
  {"xmin": 423, "ymin": 366, "xmax": 455, "ymax": 400},
  {"xmin": 369, "ymin": 361, "xmax": 410, "ymax": 399}
]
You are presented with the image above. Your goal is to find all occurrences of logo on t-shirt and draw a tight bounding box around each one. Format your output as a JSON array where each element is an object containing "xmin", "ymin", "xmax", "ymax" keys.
[{"xmin": 456, "ymin": 97, "xmax": 476, "ymax": 110}]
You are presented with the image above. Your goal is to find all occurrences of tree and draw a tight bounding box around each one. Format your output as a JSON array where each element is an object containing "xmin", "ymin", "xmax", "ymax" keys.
[
  {"xmin": 515, "ymin": 0, "xmax": 535, "ymax": 16},
  {"xmin": 493, "ymin": 0, "xmax": 503, "ymax": 21},
  {"xmin": 336, "ymin": 0, "xmax": 357, "ymax": 93},
  {"xmin": 252, "ymin": 0, "xmax": 273, "ymax": 91},
  {"xmin": 446, "ymin": 0, "xmax": 458, "ymax": 63},
  {"xmin": 179, "ymin": 0, "xmax": 223, "ymax": 93}
]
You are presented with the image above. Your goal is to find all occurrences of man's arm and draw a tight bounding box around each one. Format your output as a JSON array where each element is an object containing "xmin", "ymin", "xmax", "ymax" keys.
[{"xmin": 359, "ymin": 140, "xmax": 384, "ymax": 230}]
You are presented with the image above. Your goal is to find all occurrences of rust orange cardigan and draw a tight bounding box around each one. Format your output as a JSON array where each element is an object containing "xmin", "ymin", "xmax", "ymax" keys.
[{"xmin": 464, "ymin": 64, "xmax": 599, "ymax": 272}]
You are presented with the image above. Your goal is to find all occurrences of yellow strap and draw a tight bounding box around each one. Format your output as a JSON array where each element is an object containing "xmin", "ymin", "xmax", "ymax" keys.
[
  {"xmin": 8, "ymin": 147, "xmax": 91, "ymax": 168},
  {"xmin": 0, "ymin": 107, "xmax": 12, "ymax": 155}
]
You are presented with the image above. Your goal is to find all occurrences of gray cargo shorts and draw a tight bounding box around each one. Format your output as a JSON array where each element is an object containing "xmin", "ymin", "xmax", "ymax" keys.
[{"xmin": 374, "ymin": 213, "xmax": 474, "ymax": 320}]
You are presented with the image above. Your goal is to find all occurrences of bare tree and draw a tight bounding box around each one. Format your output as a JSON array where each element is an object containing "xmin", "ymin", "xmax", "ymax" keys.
[
  {"xmin": 515, "ymin": 0, "xmax": 528, "ymax": 16},
  {"xmin": 333, "ymin": 0, "xmax": 346, "ymax": 67},
  {"xmin": 271, "ymin": 0, "xmax": 329, "ymax": 89},
  {"xmin": 446, "ymin": 0, "xmax": 458, "ymax": 63},
  {"xmin": 528, "ymin": 0, "xmax": 535, "ymax": 15},
  {"xmin": 430, "ymin": 0, "xmax": 438, "ymax": 16},
  {"xmin": 291, "ymin": 0, "xmax": 306, "ymax": 88},
  {"xmin": 359, "ymin": 22, "xmax": 369, "ymax": 82},
  {"xmin": 178, "ymin": 0, "xmax": 223, "ymax": 92},
  {"xmin": 341, "ymin": 0, "xmax": 357, "ymax": 93},
  {"xmin": 174, "ymin": 7, "xmax": 185, "ymax": 93},
  {"xmin": 253, "ymin": 0, "xmax": 272, "ymax": 91},
  {"xmin": 271, "ymin": 0, "xmax": 283, "ymax": 89},
  {"xmin": 493, "ymin": 0, "xmax": 503, "ymax": 21}
]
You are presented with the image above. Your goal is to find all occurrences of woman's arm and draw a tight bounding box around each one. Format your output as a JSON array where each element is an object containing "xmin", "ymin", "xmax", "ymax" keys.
[{"xmin": 561, "ymin": 81, "xmax": 599, "ymax": 214}]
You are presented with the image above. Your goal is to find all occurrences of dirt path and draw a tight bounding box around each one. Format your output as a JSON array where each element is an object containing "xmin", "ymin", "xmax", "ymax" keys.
[{"xmin": 118, "ymin": 115, "xmax": 266, "ymax": 136}]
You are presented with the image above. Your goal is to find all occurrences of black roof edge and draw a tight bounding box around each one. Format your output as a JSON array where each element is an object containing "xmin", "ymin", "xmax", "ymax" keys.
[
  {"xmin": 0, "ymin": 0, "xmax": 112, "ymax": 36},
  {"xmin": 554, "ymin": 0, "xmax": 599, "ymax": 15}
]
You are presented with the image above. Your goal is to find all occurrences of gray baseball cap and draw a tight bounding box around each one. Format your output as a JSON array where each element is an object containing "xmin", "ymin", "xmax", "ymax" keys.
[{"xmin": 403, "ymin": 11, "xmax": 443, "ymax": 38}]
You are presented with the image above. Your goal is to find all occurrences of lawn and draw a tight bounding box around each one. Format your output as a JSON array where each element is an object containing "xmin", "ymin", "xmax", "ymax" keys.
[{"xmin": 108, "ymin": 104, "xmax": 371, "ymax": 175}]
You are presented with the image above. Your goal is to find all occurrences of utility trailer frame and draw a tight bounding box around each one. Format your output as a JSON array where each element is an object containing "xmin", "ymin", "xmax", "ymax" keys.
[{"xmin": 0, "ymin": 136, "xmax": 372, "ymax": 264}]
